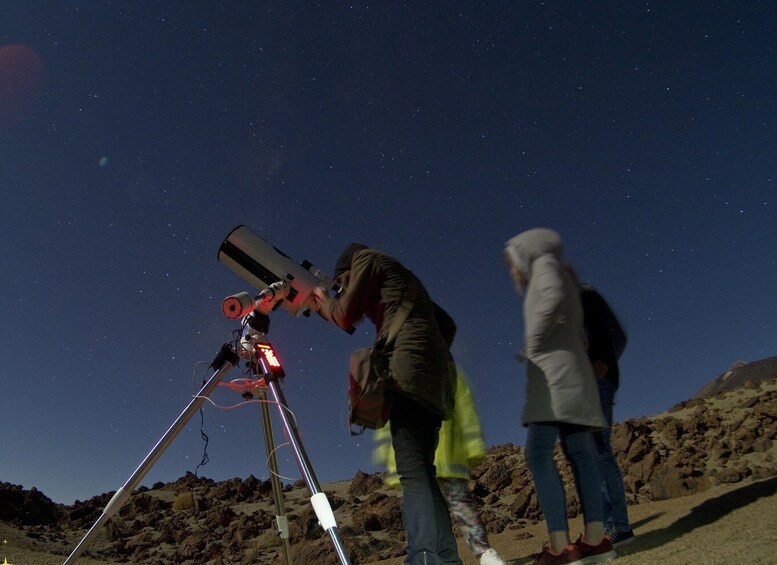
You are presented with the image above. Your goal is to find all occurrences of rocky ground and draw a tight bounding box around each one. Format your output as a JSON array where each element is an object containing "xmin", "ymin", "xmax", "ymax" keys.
[
  {"xmin": 364, "ymin": 475, "xmax": 777, "ymax": 564},
  {"xmin": 3, "ymin": 476, "xmax": 777, "ymax": 565},
  {"xmin": 2, "ymin": 360, "xmax": 775, "ymax": 565}
]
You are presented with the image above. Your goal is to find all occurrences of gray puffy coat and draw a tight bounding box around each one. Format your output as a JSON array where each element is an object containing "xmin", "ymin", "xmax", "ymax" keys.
[{"xmin": 504, "ymin": 228, "xmax": 606, "ymax": 429}]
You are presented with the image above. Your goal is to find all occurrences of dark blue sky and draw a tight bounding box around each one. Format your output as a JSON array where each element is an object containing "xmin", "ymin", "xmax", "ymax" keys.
[{"xmin": 2, "ymin": 2, "xmax": 775, "ymax": 505}]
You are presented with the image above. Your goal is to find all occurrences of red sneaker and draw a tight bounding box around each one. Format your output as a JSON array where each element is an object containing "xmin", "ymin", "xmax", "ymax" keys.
[
  {"xmin": 574, "ymin": 534, "xmax": 617, "ymax": 564},
  {"xmin": 532, "ymin": 543, "xmax": 583, "ymax": 565}
]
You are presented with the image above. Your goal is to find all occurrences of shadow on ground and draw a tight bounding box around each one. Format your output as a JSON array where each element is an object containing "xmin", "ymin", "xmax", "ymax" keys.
[
  {"xmin": 503, "ymin": 477, "xmax": 777, "ymax": 565},
  {"xmin": 616, "ymin": 476, "xmax": 777, "ymax": 560}
]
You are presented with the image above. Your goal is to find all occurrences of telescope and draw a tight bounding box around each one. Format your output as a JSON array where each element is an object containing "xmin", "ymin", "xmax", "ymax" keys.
[
  {"xmin": 218, "ymin": 225, "xmax": 337, "ymax": 318},
  {"xmin": 63, "ymin": 224, "xmax": 354, "ymax": 565}
]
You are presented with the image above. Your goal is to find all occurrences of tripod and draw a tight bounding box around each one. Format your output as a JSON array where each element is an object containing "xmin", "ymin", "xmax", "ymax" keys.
[{"xmin": 63, "ymin": 318, "xmax": 352, "ymax": 565}]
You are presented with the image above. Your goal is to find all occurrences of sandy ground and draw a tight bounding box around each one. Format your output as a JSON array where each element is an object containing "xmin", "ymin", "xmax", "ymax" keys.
[
  {"xmin": 366, "ymin": 476, "xmax": 777, "ymax": 565},
  {"xmin": 2, "ymin": 476, "xmax": 776, "ymax": 565}
]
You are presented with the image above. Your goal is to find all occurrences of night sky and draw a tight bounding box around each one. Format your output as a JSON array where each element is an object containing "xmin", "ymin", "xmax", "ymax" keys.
[{"xmin": 2, "ymin": 3, "xmax": 775, "ymax": 505}]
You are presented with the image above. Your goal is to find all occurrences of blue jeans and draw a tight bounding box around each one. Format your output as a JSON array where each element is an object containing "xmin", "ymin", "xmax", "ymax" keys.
[
  {"xmin": 390, "ymin": 393, "xmax": 461, "ymax": 565},
  {"xmin": 525, "ymin": 422, "xmax": 604, "ymax": 533},
  {"xmin": 593, "ymin": 378, "xmax": 631, "ymax": 532}
]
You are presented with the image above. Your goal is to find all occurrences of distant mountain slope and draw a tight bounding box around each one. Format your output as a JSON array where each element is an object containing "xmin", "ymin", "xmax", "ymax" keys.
[{"xmin": 693, "ymin": 356, "xmax": 777, "ymax": 399}]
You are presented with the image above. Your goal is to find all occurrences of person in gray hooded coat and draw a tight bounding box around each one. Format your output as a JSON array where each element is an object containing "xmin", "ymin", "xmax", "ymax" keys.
[{"xmin": 504, "ymin": 228, "xmax": 616, "ymax": 565}]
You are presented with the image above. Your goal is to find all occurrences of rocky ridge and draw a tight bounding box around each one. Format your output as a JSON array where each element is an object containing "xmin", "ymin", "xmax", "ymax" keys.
[{"xmin": 2, "ymin": 363, "xmax": 776, "ymax": 564}]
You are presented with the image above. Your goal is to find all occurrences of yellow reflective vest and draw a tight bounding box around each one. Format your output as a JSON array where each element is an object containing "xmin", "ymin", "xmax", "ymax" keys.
[{"xmin": 373, "ymin": 370, "xmax": 487, "ymax": 486}]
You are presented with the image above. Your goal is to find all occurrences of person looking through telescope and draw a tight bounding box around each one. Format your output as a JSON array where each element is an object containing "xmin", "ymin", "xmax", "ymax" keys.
[{"xmin": 311, "ymin": 243, "xmax": 460, "ymax": 565}]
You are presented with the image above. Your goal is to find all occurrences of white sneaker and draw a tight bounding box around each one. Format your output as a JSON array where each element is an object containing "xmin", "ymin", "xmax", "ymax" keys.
[{"xmin": 479, "ymin": 547, "xmax": 507, "ymax": 565}]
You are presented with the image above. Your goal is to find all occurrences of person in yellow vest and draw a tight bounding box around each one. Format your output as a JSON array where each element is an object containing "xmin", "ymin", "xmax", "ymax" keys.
[{"xmin": 373, "ymin": 369, "xmax": 507, "ymax": 565}]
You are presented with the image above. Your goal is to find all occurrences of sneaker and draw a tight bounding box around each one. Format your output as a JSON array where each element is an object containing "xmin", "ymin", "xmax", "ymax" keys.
[
  {"xmin": 532, "ymin": 543, "xmax": 583, "ymax": 565},
  {"xmin": 574, "ymin": 534, "xmax": 616, "ymax": 564},
  {"xmin": 480, "ymin": 547, "xmax": 508, "ymax": 565},
  {"xmin": 607, "ymin": 528, "xmax": 636, "ymax": 547}
]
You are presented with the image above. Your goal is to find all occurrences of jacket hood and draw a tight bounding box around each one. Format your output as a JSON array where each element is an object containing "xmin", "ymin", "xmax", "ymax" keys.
[
  {"xmin": 333, "ymin": 243, "xmax": 369, "ymax": 278},
  {"xmin": 504, "ymin": 228, "xmax": 563, "ymax": 278}
]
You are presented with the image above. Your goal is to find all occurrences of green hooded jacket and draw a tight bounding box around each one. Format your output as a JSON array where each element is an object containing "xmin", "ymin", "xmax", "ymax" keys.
[{"xmin": 321, "ymin": 248, "xmax": 455, "ymax": 418}]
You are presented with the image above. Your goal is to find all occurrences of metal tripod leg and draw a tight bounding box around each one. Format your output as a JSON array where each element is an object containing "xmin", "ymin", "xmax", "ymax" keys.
[
  {"xmin": 256, "ymin": 387, "xmax": 293, "ymax": 565},
  {"xmin": 265, "ymin": 378, "xmax": 352, "ymax": 565},
  {"xmin": 62, "ymin": 345, "xmax": 239, "ymax": 565},
  {"xmin": 64, "ymin": 339, "xmax": 350, "ymax": 565}
]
